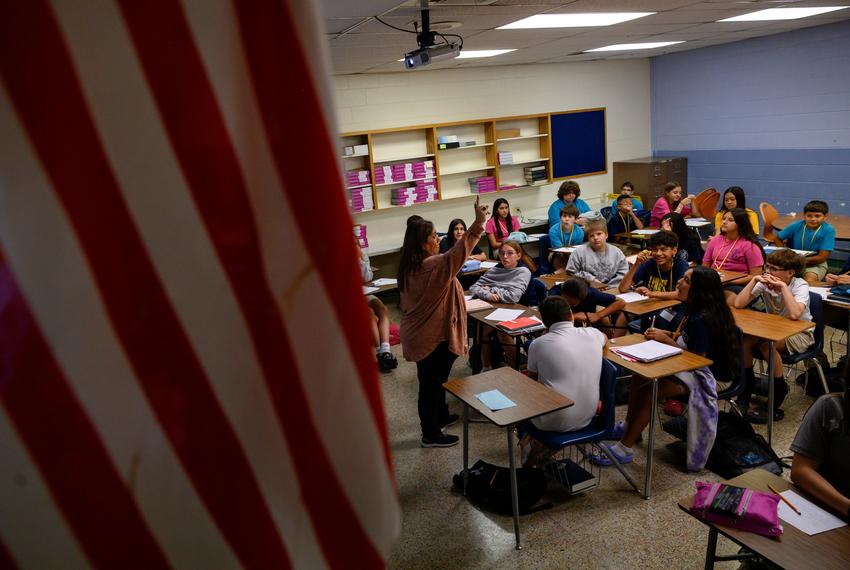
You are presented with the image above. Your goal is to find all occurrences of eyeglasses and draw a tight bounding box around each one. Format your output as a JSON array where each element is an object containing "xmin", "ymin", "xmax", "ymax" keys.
[
  {"xmin": 499, "ymin": 250, "xmax": 518, "ymax": 257},
  {"xmin": 764, "ymin": 264, "xmax": 789, "ymax": 273}
]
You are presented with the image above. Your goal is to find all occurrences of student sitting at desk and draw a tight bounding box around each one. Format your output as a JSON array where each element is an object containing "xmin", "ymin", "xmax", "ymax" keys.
[
  {"xmin": 440, "ymin": 218, "xmax": 486, "ymax": 261},
  {"xmin": 520, "ymin": 295, "xmax": 606, "ymax": 467},
  {"xmin": 703, "ymin": 208, "xmax": 764, "ymax": 289},
  {"xmin": 607, "ymin": 194, "xmax": 644, "ymax": 241},
  {"xmin": 557, "ymin": 277, "xmax": 626, "ymax": 338},
  {"xmin": 486, "ymin": 197, "xmax": 537, "ymax": 272},
  {"xmin": 773, "ymin": 199, "xmax": 835, "ymax": 284},
  {"xmin": 357, "ymin": 239, "xmax": 398, "ymax": 372},
  {"xmin": 610, "ymin": 180, "xmax": 644, "ymax": 210},
  {"xmin": 713, "ymin": 186, "xmax": 759, "ymax": 236},
  {"xmin": 469, "ymin": 241, "xmax": 532, "ymax": 370},
  {"xmin": 661, "ymin": 212, "xmax": 704, "ymax": 265},
  {"xmin": 825, "ymin": 256, "xmax": 850, "ymax": 286},
  {"xmin": 566, "ymin": 220, "xmax": 629, "ymax": 288},
  {"xmin": 548, "ymin": 204, "xmax": 585, "ymax": 273},
  {"xmin": 790, "ymin": 371, "xmax": 850, "ymax": 520},
  {"xmin": 547, "ymin": 180, "xmax": 591, "ymax": 228},
  {"xmin": 650, "ymin": 181, "xmax": 697, "ymax": 228},
  {"xmin": 618, "ymin": 231, "xmax": 689, "ymax": 300},
  {"xmin": 599, "ymin": 267, "xmax": 737, "ymax": 470},
  {"xmin": 734, "ymin": 249, "xmax": 814, "ymax": 423}
]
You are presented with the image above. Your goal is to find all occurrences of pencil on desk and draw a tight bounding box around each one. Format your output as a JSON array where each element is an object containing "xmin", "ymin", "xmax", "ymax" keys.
[{"xmin": 768, "ymin": 484, "xmax": 801, "ymax": 515}]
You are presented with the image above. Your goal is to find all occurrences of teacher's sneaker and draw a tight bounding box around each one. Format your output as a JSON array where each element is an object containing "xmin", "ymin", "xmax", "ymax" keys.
[
  {"xmin": 421, "ymin": 434, "xmax": 459, "ymax": 448},
  {"xmin": 377, "ymin": 351, "xmax": 398, "ymax": 372}
]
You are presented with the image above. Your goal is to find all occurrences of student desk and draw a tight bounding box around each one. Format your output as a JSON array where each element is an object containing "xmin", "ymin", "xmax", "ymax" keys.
[
  {"xmin": 605, "ymin": 289, "xmax": 680, "ymax": 318},
  {"xmin": 615, "ymin": 229, "xmax": 659, "ymax": 243},
  {"xmin": 716, "ymin": 270, "xmax": 748, "ymax": 284},
  {"xmin": 773, "ymin": 214, "xmax": 850, "ymax": 241},
  {"xmin": 678, "ymin": 468, "xmax": 850, "ymax": 569},
  {"xmin": 363, "ymin": 280, "xmax": 398, "ymax": 295},
  {"xmin": 604, "ymin": 333, "xmax": 712, "ymax": 499},
  {"xmin": 731, "ymin": 308, "xmax": 815, "ymax": 446},
  {"xmin": 468, "ymin": 303, "xmax": 542, "ymax": 372},
  {"xmin": 444, "ymin": 368, "xmax": 574, "ymax": 550}
]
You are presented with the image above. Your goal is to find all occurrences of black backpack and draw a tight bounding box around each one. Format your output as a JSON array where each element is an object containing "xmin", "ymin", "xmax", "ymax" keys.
[
  {"xmin": 794, "ymin": 356, "xmax": 846, "ymax": 397},
  {"xmin": 706, "ymin": 412, "xmax": 784, "ymax": 479},
  {"xmin": 452, "ymin": 459, "xmax": 548, "ymax": 515}
]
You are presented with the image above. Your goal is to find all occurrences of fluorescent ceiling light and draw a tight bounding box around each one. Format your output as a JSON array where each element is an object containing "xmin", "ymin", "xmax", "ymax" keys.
[
  {"xmin": 719, "ymin": 6, "xmax": 848, "ymax": 22},
  {"xmin": 585, "ymin": 41, "xmax": 684, "ymax": 52},
  {"xmin": 498, "ymin": 13, "xmax": 654, "ymax": 29},
  {"xmin": 456, "ymin": 49, "xmax": 516, "ymax": 59}
]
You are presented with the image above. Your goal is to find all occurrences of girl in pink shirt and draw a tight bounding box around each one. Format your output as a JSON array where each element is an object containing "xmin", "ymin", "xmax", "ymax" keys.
[
  {"xmin": 650, "ymin": 181, "xmax": 696, "ymax": 228},
  {"xmin": 703, "ymin": 207, "xmax": 764, "ymax": 287}
]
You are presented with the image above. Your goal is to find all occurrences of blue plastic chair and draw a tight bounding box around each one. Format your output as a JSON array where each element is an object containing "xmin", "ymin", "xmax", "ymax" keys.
[
  {"xmin": 522, "ymin": 359, "xmax": 638, "ymax": 490},
  {"xmin": 536, "ymin": 234, "xmax": 552, "ymax": 275},
  {"xmin": 753, "ymin": 292, "xmax": 828, "ymax": 395},
  {"xmin": 600, "ymin": 206, "xmax": 613, "ymax": 222}
]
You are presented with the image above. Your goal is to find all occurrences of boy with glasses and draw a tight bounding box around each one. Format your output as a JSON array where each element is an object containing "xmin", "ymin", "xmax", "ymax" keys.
[{"xmin": 734, "ymin": 249, "xmax": 814, "ymax": 423}]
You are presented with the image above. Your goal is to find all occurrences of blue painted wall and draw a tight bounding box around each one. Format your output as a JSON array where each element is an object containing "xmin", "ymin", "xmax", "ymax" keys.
[{"xmin": 651, "ymin": 20, "xmax": 850, "ymax": 219}]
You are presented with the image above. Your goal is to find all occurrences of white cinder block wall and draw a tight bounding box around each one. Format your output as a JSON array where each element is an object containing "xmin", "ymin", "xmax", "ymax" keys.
[{"xmin": 332, "ymin": 60, "xmax": 652, "ymax": 253}]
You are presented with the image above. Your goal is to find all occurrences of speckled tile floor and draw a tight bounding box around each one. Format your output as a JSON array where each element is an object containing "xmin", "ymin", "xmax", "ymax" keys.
[{"xmin": 377, "ymin": 293, "xmax": 847, "ymax": 569}]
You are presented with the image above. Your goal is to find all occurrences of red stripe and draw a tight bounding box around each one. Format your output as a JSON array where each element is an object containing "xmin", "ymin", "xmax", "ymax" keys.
[
  {"xmin": 116, "ymin": 1, "xmax": 385, "ymax": 566},
  {"xmin": 0, "ymin": 2, "xmax": 290, "ymax": 568},
  {"xmin": 232, "ymin": 0, "xmax": 393, "ymax": 467},
  {"xmin": 0, "ymin": 265, "xmax": 167, "ymax": 569}
]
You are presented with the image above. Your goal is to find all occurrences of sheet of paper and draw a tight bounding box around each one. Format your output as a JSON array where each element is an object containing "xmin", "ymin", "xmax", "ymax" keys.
[
  {"xmin": 475, "ymin": 389, "xmax": 516, "ymax": 411},
  {"xmin": 464, "ymin": 294, "xmax": 473, "ymax": 301},
  {"xmin": 613, "ymin": 340, "xmax": 682, "ymax": 362},
  {"xmin": 777, "ymin": 490, "xmax": 847, "ymax": 535},
  {"xmin": 527, "ymin": 233, "xmax": 547, "ymax": 238},
  {"xmin": 552, "ymin": 246, "xmax": 576, "ymax": 253},
  {"xmin": 370, "ymin": 278, "xmax": 397, "ymax": 286},
  {"xmin": 626, "ymin": 254, "xmax": 638, "ymax": 265},
  {"xmin": 631, "ymin": 229, "xmax": 659, "ymax": 235},
  {"xmin": 810, "ymin": 287, "xmax": 830, "ymax": 299},
  {"xmin": 616, "ymin": 292, "xmax": 649, "ymax": 303},
  {"xmin": 480, "ymin": 261, "xmax": 498, "ymax": 269},
  {"xmin": 485, "ymin": 308, "xmax": 525, "ymax": 321},
  {"xmin": 686, "ymin": 219, "xmax": 711, "ymax": 227},
  {"xmin": 362, "ymin": 286, "xmax": 379, "ymax": 294}
]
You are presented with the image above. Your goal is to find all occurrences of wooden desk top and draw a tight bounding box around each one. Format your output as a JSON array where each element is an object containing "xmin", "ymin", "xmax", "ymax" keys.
[
  {"xmin": 444, "ymin": 367, "xmax": 574, "ymax": 428},
  {"xmin": 717, "ymin": 270, "xmax": 748, "ymax": 284},
  {"xmin": 677, "ymin": 468, "xmax": 850, "ymax": 569},
  {"xmin": 605, "ymin": 290, "xmax": 680, "ymax": 317},
  {"xmin": 773, "ymin": 214, "xmax": 850, "ymax": 241},
  {"xmin": 605, "ymin": 333, "xmax": 712, "ymax": 379},
  {"xmin": 364, "ymin": 281, "xmax": 398, "ymax": 295},
  {"xmin": 731, "ymin": 308, "xmax": 815, "ymax": 342}
]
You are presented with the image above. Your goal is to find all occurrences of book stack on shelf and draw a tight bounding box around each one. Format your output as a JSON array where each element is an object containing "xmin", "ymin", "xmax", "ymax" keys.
[
  {"xmin": 348, "ymin": 187, "xmax": 374, "ymax": 213},
  {"xmin": 391, "ymin": 180, "xmax": 438, "ymax": 206},
  {"xmin": 373, "ymin": 160, "xmax": 435, "ymax": 184},
  {"xmin": 498, "ymin": 150, "xmax": 513, "ymax": 165},
  {"xmin": 353, "ymin": 224, "xmax": 368, "ymax": 249},
  {"xmin": 468, "ymin": 176, "xmax": 497, "ymax": 194},
  {"xmin": 524, "ymin": 165, "xmax": 547, "ymax": 185},
  {"xmin": 345, "ymin": 169, "xmax": 370, "ymax": 188},
  {"xmin": 342, "ymin": 144, "xmax": 369, "ymax": 157},
  {"xmin": 499, "ymin": 184, "xmax": 519, "ymax": 191}
]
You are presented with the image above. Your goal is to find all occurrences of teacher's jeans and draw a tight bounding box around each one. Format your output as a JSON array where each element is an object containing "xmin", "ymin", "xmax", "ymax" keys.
[{"xmin": 416, "ymin": 341, "xmax": 457, "ymax": 439}]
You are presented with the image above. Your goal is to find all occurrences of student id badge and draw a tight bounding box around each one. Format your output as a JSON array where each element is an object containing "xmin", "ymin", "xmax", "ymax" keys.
[{"xmin": 659, "ymin": 308, "xmax": 676, "ymax": 322}]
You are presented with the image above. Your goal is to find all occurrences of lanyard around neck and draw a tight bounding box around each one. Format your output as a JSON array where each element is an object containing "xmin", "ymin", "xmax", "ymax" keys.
[
  {"xmin": 560, "ymin": 224, "xmax": 575, "ymax": 246},
  {"xmin": 656, "ymin": 264, "xmax": 673, "ymax": 291},
  {"xmin": 713, "ymin": 237, "xmax": 739, "ymax": 271},
  {"xmin": 619, "ymin": 212, "xmax": 631, "ymax": 233},
  {"xmin": 802, "ymin": 224, "xmax": 822, "ymax": 251},
  {"xmin": 672, "ymin": 315, "xmax": 689, "ymax": 341}
]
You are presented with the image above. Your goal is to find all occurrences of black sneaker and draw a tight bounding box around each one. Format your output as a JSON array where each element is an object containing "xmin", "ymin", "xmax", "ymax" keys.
[
  {"xmin": 420, "ymin": 434, "xmax": 459, "ymax": 448},
  {"xmin": 745, "ymin": 407, "xmax": 784, "ymax": 424},
  {"xmin": 439, "ymin": 414, "xmax": 459, "ymax": 431},
  {"xmin": 377, "ymin": 352, "xmax": 398, "ymax": 372}
]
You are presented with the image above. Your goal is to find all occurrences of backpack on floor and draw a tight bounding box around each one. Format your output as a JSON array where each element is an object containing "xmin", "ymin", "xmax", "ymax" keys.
[
  {"xmin": 794, "ymin": 356, "xmax": 846, "ymax": 397},
  {"xmin": 706, "ymin": 412, "xmax": 783, "ymax": 479},
  {"xmin": 452, "ymin": 459, "xmax": 548, "ymax": 515}
]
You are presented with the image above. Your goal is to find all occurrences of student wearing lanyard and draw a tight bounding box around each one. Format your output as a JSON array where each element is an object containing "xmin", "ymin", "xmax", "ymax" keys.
[
  {"xmin": 619, "ymin": 230, "xmax": 689, "ymax": 300},
  {"xmin": 702, "ymin": 207, "xmax": 764, "ymax": 289},
  {"xmin": 548, "ymin": 204, "xmax": 585, "ymax": 274},
  {"xmin": 607, "ymin": 194, "xmax": 644, "ymax": 243},
  {"xmin": 597, "ymin": 267, "xmax": 737, "ymax": 469},
  {"xmin": 774, "ymin": 199, "xmax": 835, "ymax": 284}
]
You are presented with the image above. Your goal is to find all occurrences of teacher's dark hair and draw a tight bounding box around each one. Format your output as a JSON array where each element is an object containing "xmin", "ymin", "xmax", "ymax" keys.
[{"xmin": 397, "ymin": 219, "xmax": 434, "ymax": 293}]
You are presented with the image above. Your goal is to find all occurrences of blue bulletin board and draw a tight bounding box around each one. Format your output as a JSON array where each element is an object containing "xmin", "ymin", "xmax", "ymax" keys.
[{"xmin": 550, "ymin": 108, "xmax": 606, "ymax": 179}]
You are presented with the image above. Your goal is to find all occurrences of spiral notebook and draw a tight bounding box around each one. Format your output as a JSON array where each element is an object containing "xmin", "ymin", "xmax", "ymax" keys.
[{"xmin": 611, "ymin": 340, "xmax": 682, "ymax": 362}]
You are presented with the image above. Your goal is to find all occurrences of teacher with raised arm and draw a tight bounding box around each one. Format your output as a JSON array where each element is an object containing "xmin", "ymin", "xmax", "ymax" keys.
[{"xmin": 398, "ymin": 197, "xmax": 487, "ymax": 448}]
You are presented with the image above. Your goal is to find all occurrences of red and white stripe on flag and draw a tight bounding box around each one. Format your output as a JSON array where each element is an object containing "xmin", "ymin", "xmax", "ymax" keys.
[{"xmin": 0, "ymin": 0, "xmax": 400, "ymax": 567}]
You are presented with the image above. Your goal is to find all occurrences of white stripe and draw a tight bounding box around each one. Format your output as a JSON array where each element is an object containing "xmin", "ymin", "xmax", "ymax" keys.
[
  {"xmin": 181, "ymin": 0, "xmax": 400, "ymax": 557},
  {"xmin": 0, "ymin": 408, "xmax": 91, "ymax": 569},
  {"xmin": 0, "ymin": 82, "xmax": 241, "ymax": 569},
  {"xmin": 49, "ymin": 1, "xmax": 328, "ymax": 566}
]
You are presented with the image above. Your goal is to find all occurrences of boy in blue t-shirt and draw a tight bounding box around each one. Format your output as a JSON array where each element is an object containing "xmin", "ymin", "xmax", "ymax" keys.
[
  {"xmin": 774, "ymin": 200, "xmax": 835, "ymax": 283},
  {"xmin": 548, "ymin": 204, "xmax": 585, "ymax": 273},
  {"xmin": 610, "ymin": 181, "xmax": 644, "ymax": 210},
  {"xmin": 618, "ymin": 230, "xmax": 689, "ymax": 300},
  {"xmin": 607, "ymin": 194, "xmax": 644, "ymax": 242}
]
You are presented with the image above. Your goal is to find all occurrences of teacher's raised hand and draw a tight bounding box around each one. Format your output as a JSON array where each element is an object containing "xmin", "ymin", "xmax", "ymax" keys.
[{"xmin": 474, "ymin": 195, "xmax": 487, "ymax": 226}]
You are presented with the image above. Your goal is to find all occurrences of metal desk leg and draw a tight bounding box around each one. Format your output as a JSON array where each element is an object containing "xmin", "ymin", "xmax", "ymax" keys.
[
  {"xmin": 767, "ymin": 340, "xmax": 775, "ymax": 447},
  {"xmin": 474, "ymin": 321, "xmax": 483, "ymax": 374},
  {"xmin": 506, "ymin": 427, "xmax": 522, "ymax": 550},
  {"xmin": 514, "ymin": 336, "xmax": 521, "ymax": 371},
  {"xmin": 704, "ymin": 528, "xmax": 718, "ymax": 570},
  {"xmin": 462, "ymin": 403, "xmax": 469, "ymax": 494},
  {"xmin": 644, "ymin": 377, "xmax": 659, "ymax": 500}
]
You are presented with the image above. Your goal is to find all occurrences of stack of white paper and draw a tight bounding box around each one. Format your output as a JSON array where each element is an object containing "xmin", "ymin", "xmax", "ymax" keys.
[{"xmin": 613, "ymin": 340, "xmax": 682, "ymax": 362}]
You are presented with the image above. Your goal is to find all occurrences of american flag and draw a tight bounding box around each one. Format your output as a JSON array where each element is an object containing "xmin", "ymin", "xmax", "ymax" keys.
[{"xmin": 0, "ymin": 0, "xmax": 400, "ymax": 567}]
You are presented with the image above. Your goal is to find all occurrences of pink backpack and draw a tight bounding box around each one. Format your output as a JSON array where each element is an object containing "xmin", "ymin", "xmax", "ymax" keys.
[{"xmin": 691, "ymin": 481, "xmax": 783, "ymax": 537}]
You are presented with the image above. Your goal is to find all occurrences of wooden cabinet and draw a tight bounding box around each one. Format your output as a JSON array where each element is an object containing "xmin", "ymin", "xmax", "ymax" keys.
[{"xmin": 612, "ymin": 157, "xmax": 688, "ymax": 206}]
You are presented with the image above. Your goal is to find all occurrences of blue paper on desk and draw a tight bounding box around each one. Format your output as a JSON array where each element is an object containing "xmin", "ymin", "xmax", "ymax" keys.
[{"xmin": 475, "ymin": 389, "xmax": 516, "ymax": 411}]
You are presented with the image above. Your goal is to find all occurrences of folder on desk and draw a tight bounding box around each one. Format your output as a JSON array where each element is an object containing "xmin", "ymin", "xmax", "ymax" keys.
[
  {"xmin": 497, "ymin": 316, "xmax": 545, "ymax": 334},
  {"xmin": 611, "ymin": 340, "xmax": 682, "ymax": 362}
]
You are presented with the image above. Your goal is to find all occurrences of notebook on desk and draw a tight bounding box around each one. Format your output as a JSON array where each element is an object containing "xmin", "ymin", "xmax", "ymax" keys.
[
  {"xmin": 497, "ymin": 316, "xmax": 545, "ymax": 334},
  {"xmin": 611, "ymin": 340, "xmax": 682, "ymax": 362}
]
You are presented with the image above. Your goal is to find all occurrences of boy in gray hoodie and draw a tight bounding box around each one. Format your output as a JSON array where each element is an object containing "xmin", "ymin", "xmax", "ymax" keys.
[{"xmin": 565, "ymin": 220, "xmax": 629, "ymax": 288}]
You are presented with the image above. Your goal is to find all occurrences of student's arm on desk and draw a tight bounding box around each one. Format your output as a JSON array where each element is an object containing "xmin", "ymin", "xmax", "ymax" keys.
[
  {"xmin": 587, "ymin": 298, "xmax": 626, "ymax": 324},
  {"xmin": 791, "ymin": 454, "xmax": 850, "ymax": 520},
  {"xmin": 733, "ymin": 276, "xmax": 761, "ymax": 308},
  {"xmin": 806, "ymin": 250, "xmax": 830, "ymax": 266},
  {"xmin": 618, "ymin": 251, "xmax": 649, "ymax": 293},
  {"xmin": 642, "ymin": 289, "xmax": 680, "ymax": 300}
]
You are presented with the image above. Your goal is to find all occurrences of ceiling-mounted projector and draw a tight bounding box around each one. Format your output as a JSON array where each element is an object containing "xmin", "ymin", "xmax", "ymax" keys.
[{"xmin": 403, "ymin": 42, "xmax": 461, "ymax": 69}]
